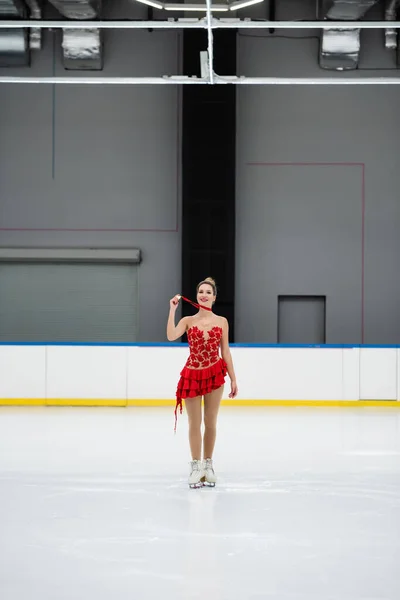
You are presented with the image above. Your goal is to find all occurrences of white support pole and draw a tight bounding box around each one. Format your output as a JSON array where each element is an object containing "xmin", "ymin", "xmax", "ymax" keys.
[
  {"xmin": 205, "ymin": 0, "xmax": 214, "ymax": 83},
  {"xmin": 0, "ymin": 19, "xmax": 204, "ymax": 29},
  {"xmin": 0, "ymin": 76, "xmax": 208, "ymax": 84},
  {"xmin": 3, "ymin": 19, "xmax": 400, "ymax": 29},
  {"xmin": 0, "ymin": 76, "xmax": 400, "ymax": 85},
  {"xmin": 214, "ymin": 19, "xmax": 400, "ymax": 29},
  {"xmin": 215, "ymin": 76, "xmax": 400, "ymax": 84}
]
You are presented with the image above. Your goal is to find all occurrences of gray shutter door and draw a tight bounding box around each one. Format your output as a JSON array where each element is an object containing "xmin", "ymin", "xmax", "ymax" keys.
[{"xmin": 0, "ymin": 263, "xmax": 138, "ymax": 342}]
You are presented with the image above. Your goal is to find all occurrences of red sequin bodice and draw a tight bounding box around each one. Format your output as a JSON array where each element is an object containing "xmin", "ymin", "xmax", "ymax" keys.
[{"xmin": 185, "ymin": 326, "xmax": 223, "ymax": 369}]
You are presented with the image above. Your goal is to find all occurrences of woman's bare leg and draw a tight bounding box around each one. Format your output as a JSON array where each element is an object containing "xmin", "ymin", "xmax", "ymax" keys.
[
  {"xmin": 185, "ymin": 396, "xmax": 203, "ymax": 460},
  {"xmin": 203, "ymin": 385, "xmax": 224, "ymax": 459}
]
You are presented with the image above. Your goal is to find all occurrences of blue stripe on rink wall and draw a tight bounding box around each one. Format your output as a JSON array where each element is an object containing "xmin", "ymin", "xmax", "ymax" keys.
[{"xmin": 0, "ymin": 342, "xmax": 399, "ymax": 348}]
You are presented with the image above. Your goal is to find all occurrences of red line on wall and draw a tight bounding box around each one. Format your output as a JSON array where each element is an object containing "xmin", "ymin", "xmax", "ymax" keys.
[
  {"xmin": 247, "ymin": 162, "xmax": 364, "ymax": 167},
  {"xmin": 175, "ymin": 32, "xmax": 182, "ymax": 236},
  {"xmin": 246, "ymin": 161, "xmax": 366, "ymax": 343},
  {"xmin": 361, "ymin": 163, "xmax": 365, "ymax": 344}
]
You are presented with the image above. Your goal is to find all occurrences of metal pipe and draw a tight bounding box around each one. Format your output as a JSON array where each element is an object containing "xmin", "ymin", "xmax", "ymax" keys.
[
  {"xmin": 205, "ymin": 0, "xmax": 214, "ymax": 83},
  {"xmin": 0, "ymin": 75, "xmax": 400, "ymax": 84},
  {"xmin": 0, "ymin": 75, "xmax": 209, "ymax": 83},
  {"xmin": 3, "ymin": 19, "xmax": 400, "ymax": 29},
  {"xmin": 215, "ymin": 19, "xmax": 400, "ymax": 28},
  {"xmin": 0, "ymin": 19, "xmax": 205, "ymax": 28},
  {"xmin": 215, "ymin": 76, "xmax": 400, "ymax": 83}
]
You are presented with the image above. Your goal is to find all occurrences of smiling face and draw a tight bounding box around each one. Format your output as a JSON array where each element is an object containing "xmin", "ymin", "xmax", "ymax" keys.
[{"xmin": 196, "ymin": 283, "xmax": 216, "ymax": 309}]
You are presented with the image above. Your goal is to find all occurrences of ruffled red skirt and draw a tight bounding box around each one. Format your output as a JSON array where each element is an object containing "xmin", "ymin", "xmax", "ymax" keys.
[{"xmin": 174, "ymin": 358, "xmax": 227, "ymax": 431}]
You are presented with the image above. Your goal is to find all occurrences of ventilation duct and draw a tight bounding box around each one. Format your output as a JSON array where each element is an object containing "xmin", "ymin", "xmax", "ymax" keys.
[
  {"xmin": 0, "ymin": 28, "xmax": 29, "ymax": 66},
  {"xmin": 324, "ymin": 0, "xmax": 377, "ymax": 19},
  {"xmin": 0, "ymin": 0, "xmax": 25, "ymax": 16},
  {"xmin": 320, "ymin": 27, "xmax": 361, "ymax": 70},
  {"xmin": 48, "ymin": 0, "xmax": 103, "ymax": 70},
  {"xmin": 62, "ymin": 28, "xmax": 102, "ymax": 70},
  {"xmin": 25, "ymin": 0, "xmax": 42, "ymax": 50},
  {"xmin": 0, "ymin": 0, "xmax": 29, "ymax": 67},
  {"xmin": 319, "ymin": 0, "xmax": 380, "ymax": 70},
  {"xmin": 47, "ymin": 0, "xmax": 97, "ymax": 19},
  {"xmin": 385, "ymin": 0, "xmax": 399, "ymax": 50}
]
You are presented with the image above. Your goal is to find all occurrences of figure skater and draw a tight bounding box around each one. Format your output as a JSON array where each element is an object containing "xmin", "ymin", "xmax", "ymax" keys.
[{"xmin": 167, "ymin": 277, "xmax": 238, "ymax": 488}]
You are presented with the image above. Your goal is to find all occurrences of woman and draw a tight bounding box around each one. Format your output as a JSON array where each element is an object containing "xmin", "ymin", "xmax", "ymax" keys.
[{"xmin": 167, "ymin": 277, "xmax": 238, "ymax": 488}]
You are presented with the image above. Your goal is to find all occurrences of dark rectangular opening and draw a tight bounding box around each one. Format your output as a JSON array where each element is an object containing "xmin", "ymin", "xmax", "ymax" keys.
[{"xmin": 278, "ymin": 295, "xmax": 326, "ymax": 344}]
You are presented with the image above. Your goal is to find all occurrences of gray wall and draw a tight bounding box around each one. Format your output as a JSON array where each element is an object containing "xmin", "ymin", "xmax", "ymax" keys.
[
  {"xmin": 1, "ymin": 0, "xmax": 399, "ymax": 344},
  {"xmin": 0, "ymin": 1, "xmax": 181, "ymax": 342},
  {"xmin": 236, "ymin": 0, "xmax": 400, "ymax": 344}
]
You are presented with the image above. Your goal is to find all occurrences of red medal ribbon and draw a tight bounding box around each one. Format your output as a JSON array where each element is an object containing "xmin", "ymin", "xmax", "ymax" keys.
[{"xmin": 179, "ymin": 295, "xmax": 213, "ymax": 312}]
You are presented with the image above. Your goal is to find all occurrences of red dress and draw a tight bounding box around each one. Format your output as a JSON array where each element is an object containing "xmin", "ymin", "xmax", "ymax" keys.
[{"xmin": 175, "ymin": 325, "xmax": 227, "ymax": 429}]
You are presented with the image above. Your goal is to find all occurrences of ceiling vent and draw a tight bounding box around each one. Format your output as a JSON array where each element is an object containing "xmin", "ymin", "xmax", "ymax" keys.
[
  {"xmin": 48, "ymin": 0, "xmax": 103, "ymax": 70},
  {"xmin": 0, "ymin": 0, "xmax": 29, "ymax": 67},
  {"xmin": 319, "ymin": 0, "xmax": 379, "ymax": 70}
]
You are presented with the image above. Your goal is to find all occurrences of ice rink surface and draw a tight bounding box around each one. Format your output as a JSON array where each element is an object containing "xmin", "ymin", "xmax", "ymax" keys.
[{"xmin": 0, "ymin": 406, "xmax": 399, "ymax": 600}]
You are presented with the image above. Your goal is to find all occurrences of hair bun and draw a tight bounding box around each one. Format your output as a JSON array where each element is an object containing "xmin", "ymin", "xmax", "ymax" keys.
[{"xmin": 204, "ymin": 277, "xmax": 216, "ymax": 285}]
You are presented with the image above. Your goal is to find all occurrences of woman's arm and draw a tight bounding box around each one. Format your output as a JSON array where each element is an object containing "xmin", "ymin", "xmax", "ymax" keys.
[
  {"xmin": 167, "ymin": 296, "xmax": 190, "ymax": 341},
  {"xmin": 220, "ymin": 317, "xmax": 238, "ymax": 398}
]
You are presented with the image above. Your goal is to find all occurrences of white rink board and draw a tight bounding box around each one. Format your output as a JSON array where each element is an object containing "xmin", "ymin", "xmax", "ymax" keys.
[
  {"xmin": 0, "ymin": 344, "xmax": 399, "ymax": 403},
  {"xmin": 397, "ymin": 348, "xmax": 400, "ymax": 401},
  {"xmin": 342, "ymin": 347, "xmax": 360, "ymax": 400},
  {"xmin": 0, "ymin": 345, "xmax": 46, "ymax": 398},
  {"xmin": 46, "ymin": 346, "xmax": 127, "ymax": 400},
  {"xmin": 127, "ymin": 346, "xmax": 189, "ymax": 400},
  {"xmin": 359, "ymin": 348, "xmax": 397, "ymax": 400},
  {"xmin": 231, "ymin": 347, "xmax": 342, "ymax": 400}
]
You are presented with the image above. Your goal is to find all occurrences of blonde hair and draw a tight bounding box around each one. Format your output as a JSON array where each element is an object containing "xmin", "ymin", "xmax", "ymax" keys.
[{"xmin": 197, "ymin": 277, "xmax": 217, "ymax": 296}]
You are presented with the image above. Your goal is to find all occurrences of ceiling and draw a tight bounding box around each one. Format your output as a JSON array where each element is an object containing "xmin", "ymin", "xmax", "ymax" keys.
[{"xmin": 0, "ymin": 0, "xmax": 398, "ymax": 80}]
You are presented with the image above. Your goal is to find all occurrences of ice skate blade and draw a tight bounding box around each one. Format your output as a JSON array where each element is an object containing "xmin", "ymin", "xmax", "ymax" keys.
[
  {"xmin": 203, "ymin": 481, "xmax": 216, "ymax": 487},
  {"xmin": 189, "ymin": 482, "xmax": 204, "ymax": 489}
]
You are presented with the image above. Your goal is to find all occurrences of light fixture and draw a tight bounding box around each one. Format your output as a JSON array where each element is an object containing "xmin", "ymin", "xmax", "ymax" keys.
[
  {"xmin": 134, "ymin": 0, "xmax": 264, "ymax": 10},
  {"xmin": 165, "ymin": 3, "xmax": 229, "ymax": 10},
  {"xmin": 229, "ymin": 0, "xmax": 263, "ymax": 9},
  {"xmin": 136, "ymin": 0, "xmax": 164, "ymax": 8}
]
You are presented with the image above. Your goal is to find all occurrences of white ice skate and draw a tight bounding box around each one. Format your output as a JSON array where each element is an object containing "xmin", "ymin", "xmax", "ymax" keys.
[
  {"xmin": 188, "ymin": 459, "xmax": 204, "ymax": 489},
  {"xmin": 203, "ymin": 458, "xmax": 217, "ymax": 487}
]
